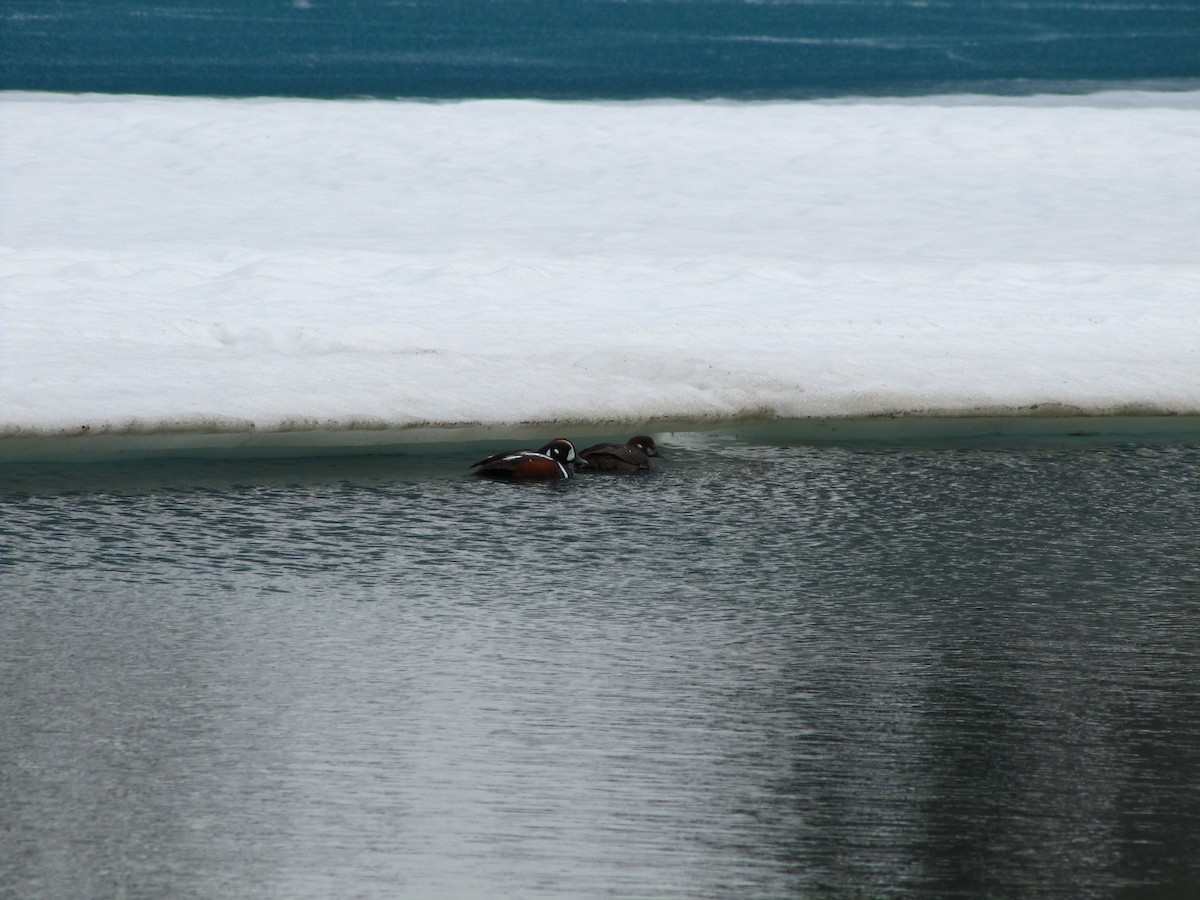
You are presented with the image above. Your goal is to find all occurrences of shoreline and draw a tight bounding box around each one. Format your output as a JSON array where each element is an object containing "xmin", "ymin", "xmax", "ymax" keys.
[{"xmin": 3, "ymin": 412, "xmax": 1199, "ymax": 464}]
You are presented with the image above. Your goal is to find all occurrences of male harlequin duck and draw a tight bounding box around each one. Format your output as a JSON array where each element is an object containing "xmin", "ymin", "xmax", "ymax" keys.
[
  {"xmin": 575, "ymin": 435, "xmax": 661, "ymax": 472},
  {"xmin": 471, "ymin": 438, "xmax": 583, "ymax": 481}
]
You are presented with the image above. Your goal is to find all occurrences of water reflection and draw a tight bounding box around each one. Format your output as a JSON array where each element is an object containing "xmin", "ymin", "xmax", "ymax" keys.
[{"xmin": 2, "ymin": 441, "xmax": 1199, "ymax": 897}]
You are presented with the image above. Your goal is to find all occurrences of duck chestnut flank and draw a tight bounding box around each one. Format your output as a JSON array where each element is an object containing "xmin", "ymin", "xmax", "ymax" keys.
[{"xmin": 471, "ymin": 438, "xmax": 583, "ymax": 481}]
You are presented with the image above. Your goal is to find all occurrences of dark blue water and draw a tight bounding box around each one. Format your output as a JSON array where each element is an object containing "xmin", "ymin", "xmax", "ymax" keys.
[
  {"xmin": 3, "ymin": 436, "xmax": 1200, "ymax": 897},
  {"xmin": 4, "ymin": 0, "xmax": 1199, "ymax": 99}
]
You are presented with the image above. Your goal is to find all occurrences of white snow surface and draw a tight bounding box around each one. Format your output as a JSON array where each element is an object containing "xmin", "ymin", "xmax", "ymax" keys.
[{"xmin": 3, "ymin": 91, "xmax": 1199, "ymax": 451}]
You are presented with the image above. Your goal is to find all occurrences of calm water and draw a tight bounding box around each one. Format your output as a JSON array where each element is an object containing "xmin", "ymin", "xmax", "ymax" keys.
[
  {"xmin": 2, "ymin": 434, "xmax": 1199, "ymax": 897},
  {"xmin": 4, "ymin": 0, "xmax": 1199, "ymax": 99}
]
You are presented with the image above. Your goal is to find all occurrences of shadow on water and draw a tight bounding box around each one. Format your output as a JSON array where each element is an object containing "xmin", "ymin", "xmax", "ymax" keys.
[
  {"xmin": 2, "ymin": 434, "xmax": 1199, "ymax": 897},
  {"xmin": 3, "ymin": 415, "xmax": 1199, "ymax": 496}
]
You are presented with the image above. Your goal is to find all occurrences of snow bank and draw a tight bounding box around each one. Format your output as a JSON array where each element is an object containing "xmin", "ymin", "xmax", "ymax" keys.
[{"xmin": 2, "ymin": 91, "xmax": 1198, "ymax": 458}]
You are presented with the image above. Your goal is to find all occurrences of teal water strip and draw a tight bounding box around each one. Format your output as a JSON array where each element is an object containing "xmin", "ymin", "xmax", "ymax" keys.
[{"xmin": 2, "ymin": 415, "xmax": 1199, "ymax": 464}]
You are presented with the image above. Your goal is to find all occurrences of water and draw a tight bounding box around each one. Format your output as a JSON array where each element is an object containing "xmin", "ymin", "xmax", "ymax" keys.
[
  {"xmin": 3, "ymin": 435, "xmax": 1199, "ymax": 897},
  {"xmin": 4, "ymin": 0, "xmax": 1199, "ymax": 99},
  {"xmin": 7, "ymin": 0, "xmax": 1198, "ymax": 892}
]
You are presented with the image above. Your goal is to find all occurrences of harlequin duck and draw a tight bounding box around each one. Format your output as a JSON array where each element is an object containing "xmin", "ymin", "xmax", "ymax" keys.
[
  {"xmin": 471, "ymin": 438, "xmax": 584, "ymax": 481},
  {"xmin": 575, "ymin": 435, "xmax": 661, "ymax": 472}
]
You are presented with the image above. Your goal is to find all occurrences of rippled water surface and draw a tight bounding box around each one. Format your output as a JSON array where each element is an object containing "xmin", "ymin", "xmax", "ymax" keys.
[{"xmin": 3, "ymin": 436, "xmax": 1199, "ymax": 897}]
